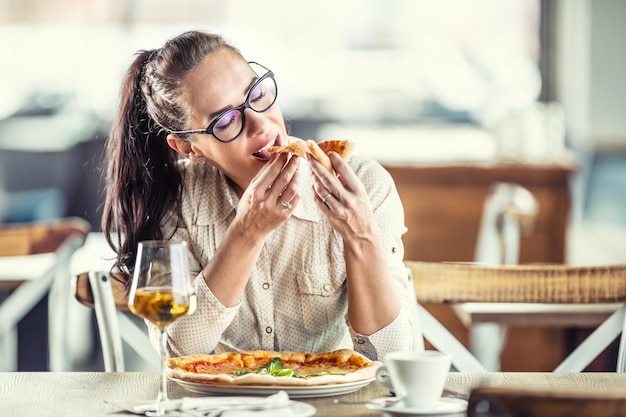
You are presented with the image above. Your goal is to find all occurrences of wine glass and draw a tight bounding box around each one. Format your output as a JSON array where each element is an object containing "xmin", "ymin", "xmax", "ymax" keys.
[{"xmin": 128, "ymin": 240, "xmax": 195, "ymax": 415}]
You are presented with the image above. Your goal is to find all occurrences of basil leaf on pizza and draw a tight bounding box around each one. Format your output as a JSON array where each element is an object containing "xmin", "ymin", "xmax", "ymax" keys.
[{"xmin": 233, "ymin": 357, "xmax": 304, "ymax": 378}]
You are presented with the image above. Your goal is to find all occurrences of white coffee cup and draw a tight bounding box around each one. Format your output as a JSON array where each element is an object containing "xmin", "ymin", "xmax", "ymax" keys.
[{"xmin": 376, "ymin": 350, "xmax": 452, "ymax": 410}]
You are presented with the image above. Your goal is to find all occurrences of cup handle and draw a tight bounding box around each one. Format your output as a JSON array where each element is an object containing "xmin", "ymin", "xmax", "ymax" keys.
[{"xmin": 375, "ymin": 365, "xmax": 393, "ymax": 390}]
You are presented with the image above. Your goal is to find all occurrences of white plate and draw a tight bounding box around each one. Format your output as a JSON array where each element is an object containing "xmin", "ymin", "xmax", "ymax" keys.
[
  {"xmin": 366, "ymin": 397, "xmax": 468, "ymax": 416},
  {"xmin": 170, "ymin": 377, "xmax": 374, "ymax": 399}
]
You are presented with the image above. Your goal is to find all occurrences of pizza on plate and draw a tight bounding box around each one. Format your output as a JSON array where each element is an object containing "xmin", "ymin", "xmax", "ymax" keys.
[
  {"xmin": 167, "ymin": 348, "xmax": 380, "ymax": 386},
  {"xmin": 269, "ymin": 139, "xmax": 355, "ymax": 176}
]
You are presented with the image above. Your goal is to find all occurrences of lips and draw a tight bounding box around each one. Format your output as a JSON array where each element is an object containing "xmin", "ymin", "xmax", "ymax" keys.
[{"xmin": 252, "ymin": 137, "xmax": 279, "ymax": 161}]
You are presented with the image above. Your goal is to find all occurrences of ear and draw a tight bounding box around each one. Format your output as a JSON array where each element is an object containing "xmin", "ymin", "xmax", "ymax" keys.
[{"xmin": 166, "ymin": 133, "xmax": 193, "ymax": 158}]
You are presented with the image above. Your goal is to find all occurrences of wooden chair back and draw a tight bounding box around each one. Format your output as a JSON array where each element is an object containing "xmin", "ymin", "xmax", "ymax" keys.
[
  {"xmin": 74, "ymin": 271, "xmax": 158, "ymax": 371},
  {"xmin": 0, "ymin": 216, "xmax": 90, "ymax": 257},
  {"xmin": 0, "ymin": 217, "xmax": 90, "ymax": 371},
  {"xmin": 74, "ymin": 270, "xmax": 129, "ymax": 311}
]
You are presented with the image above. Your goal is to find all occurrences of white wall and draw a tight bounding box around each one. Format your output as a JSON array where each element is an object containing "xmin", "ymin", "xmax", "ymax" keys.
[{"xmin": 590, "ymin": 0, "xmax": 626, "ymax": 150}]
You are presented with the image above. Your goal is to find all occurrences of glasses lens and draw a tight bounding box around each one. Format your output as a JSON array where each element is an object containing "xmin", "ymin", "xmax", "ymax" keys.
[
  {"xmin": 249, "ymin": 76, "xmax": 277, "ymax": 113},
  {"xmin": 212, "ymin": 109, "xmax": 243, "ymax": 142},
  {"xmin": 210, "ymin": 69, "xmax": 277, "ymax": 142}
]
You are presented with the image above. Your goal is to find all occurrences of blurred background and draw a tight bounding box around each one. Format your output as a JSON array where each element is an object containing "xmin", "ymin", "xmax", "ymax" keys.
[{"xmin": 1, "ymin": 0, "xmax": 625, "ymax": 371}]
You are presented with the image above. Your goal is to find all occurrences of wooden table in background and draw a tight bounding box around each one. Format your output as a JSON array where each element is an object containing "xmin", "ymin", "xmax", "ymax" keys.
[{"xmin": 385, "ymin": 162, "xmax": 575, "ymax": 264}]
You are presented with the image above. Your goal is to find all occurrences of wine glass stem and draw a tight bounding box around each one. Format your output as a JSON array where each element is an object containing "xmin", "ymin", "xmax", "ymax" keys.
[{"xmin": 158, "ymin": 328, "xmax": 169, "ymax": 405}]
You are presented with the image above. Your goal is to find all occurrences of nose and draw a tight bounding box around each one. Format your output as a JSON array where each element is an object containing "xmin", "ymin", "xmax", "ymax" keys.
[{"xmin": 243, "ymin": 107, "xmax": 269, "ymax": 136}]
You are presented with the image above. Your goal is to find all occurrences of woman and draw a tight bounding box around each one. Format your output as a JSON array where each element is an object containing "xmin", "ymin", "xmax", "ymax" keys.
[{"xmin": 102, "ymin": 30, "xmax": 418, "ymax": 360}]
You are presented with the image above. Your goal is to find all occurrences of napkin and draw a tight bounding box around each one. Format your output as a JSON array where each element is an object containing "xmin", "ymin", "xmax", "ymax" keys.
[
  {"xmin": 107, "ymin": 390, "xmax": 298, "ymax": 415},
  {"xmin": 179, "ymin": 390, "xmax": 290, "ymax": 411}
]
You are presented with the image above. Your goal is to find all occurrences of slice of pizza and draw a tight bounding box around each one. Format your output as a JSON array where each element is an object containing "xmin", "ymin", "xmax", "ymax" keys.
[
  {"xmin": 269, "ymin": 139, "xmax": 355, "ymax": 175},
  {"xmin": 317, "ymin": 139, "xmax": 355, "ymax": 161},
  {"xmin": 167, "ymin": 348, "xmax": 379, "ymax": 386},
  {"xmin": 268, "ymin": 140, "xmax": 310, "ymax": 158}
]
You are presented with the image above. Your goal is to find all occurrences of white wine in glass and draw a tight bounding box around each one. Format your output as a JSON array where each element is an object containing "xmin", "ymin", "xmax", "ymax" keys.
[{"xmin": 128, "ymin": 240, "xmax": 195, "ymax": 415}]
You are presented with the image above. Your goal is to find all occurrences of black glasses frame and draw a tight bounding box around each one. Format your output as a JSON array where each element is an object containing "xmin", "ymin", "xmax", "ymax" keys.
[{"xmin": 169, "ymin": 62, "xmax": 277, "ymax": 143}]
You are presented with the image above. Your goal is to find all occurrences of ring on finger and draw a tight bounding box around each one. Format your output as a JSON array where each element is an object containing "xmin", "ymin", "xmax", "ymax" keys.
[
  {"xmin": 321, "ymin": 192, "xmax": 333, "ymax": 204},
  {"xmin": 278, "ymin": 195, "xmax": 292, "ymax": 210}
]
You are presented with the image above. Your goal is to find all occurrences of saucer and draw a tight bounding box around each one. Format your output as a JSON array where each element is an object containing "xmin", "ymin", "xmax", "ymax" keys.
[{"xmin": 366, "ymin": 397, "xmax": 468, "ymax": 416}]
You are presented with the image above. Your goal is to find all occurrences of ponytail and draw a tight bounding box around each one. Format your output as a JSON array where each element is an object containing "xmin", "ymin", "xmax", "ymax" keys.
[{"xmin": 102, "ymin": 49, "xmax": 181, "ymax": 278}]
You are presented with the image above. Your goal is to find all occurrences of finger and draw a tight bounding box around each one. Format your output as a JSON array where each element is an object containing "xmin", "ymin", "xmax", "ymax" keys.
[
  {"xmin": 313, "ymin": 187, "xmax": 333, "ymax": 210},
  {"xmin": 277, "ymin": 165, "xmax": 302, "ymax": 203},
  {"xmin": 277, "ymin": 194, "xmax": 293, "ymax": 210},
  {"xmin": 327, "ymin": 152, "xmax": 357, "ymax": 189},
  {"xmin": 268, "ymin": 155, "xmax": 301, "ymax": 199},
  {"xmin": 312, "ymin": 186, "xmax": 343, "ymax": 217},
  {"xmin": 308, "ymin": 154, "xmax": 331, "ymax": 178},
  {"xmin": 309, "ymin": 156, "xmax": 339, "ymax": 196},
  {"xmin": 311, "ymin": 179, "xmax": 332, "ymax": 204},
  {"xmin": 277, "ymin": 191, "xmax": 302, "ymax": 213},
  {"xmin": 250, "ymin": 152, "xmax": 288, "ymax": 191},
  {"xmin": 320, "ymin": 191, "xmax": 335, "ymax": 206}
]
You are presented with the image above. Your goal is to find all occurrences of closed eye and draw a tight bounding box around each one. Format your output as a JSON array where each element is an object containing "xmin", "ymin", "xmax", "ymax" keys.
[
  {"xmin": 214, "ymin": 110, "xmax": 241, "ymax": 131},
  {"xmin": 249, "ymin": 83, "xmax": 266, "ymax": 103}
]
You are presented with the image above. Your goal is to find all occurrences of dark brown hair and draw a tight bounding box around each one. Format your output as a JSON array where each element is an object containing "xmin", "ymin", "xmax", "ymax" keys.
[{"xmin": 102, "ymin": 30, "xmax": 242, "ymax": 277}]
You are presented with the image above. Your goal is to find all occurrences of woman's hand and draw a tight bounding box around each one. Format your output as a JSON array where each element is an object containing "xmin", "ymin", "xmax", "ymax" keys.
[
  {"xmin": 235, "ymin": 153, "xmax": 301, "ymax": 239},
  {"xmin": 309, "ymin": 152, "xmax": 376, "ymax": 242}
]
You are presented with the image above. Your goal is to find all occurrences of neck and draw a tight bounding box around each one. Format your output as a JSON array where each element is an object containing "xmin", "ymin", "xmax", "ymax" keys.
[{"xmin": 226, "ymin": 176, "xmax": 245, "ymax": 198}]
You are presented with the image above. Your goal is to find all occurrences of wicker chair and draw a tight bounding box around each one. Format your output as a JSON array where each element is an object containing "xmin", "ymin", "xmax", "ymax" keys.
[
  {"xmin": 0, "ymin": 217, "xmax": 90, "ymax": 371},
  {"xmin": 407, "ymin": 261, "xmax": 626, "ymax": 372}
]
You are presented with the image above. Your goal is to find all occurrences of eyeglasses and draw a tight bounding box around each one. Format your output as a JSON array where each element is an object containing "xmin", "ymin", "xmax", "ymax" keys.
[{"xmin": 169, "ymin": 62, "xmax": 278, "ymax": 143}]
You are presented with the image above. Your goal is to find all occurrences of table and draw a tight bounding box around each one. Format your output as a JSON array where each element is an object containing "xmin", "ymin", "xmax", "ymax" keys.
[
  {"xmin": 3, "ymin": 371, "xmax": 626, "ymax": 417},
  {"xmin": 385, "ymin": 162, "xmax": 574, "ymax": 264},
  {"xmin": 455, "ymin": 303, "xmax": 623, "ymax": 328},
  {"xmin": 454, "ymin": 303, "xmax": 624, "ymax": 371}
]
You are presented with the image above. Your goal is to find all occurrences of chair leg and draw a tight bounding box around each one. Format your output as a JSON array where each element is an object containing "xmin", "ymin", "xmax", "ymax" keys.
[
  {"xmin": 0, "ymin": 272, "xmax": 55, "ymax": 371},
  {"xmin": 117, "ymin": 313, "xmax": 159, "ymax": 370},
  {"xmin": 616, "ymin": 306, "xmax": 626, "ymax": 373},
  {"xmin": 417, "ymin": 304, "xmax": 487, "ymax": 372},
  {"xmin": 470, "ymin": 323, "xmax": 508, "ymax": 371},
  {"xmin": 554, "ymin": 304, "xmax": 626, "ymax": 372},
  {"xmin": 88, "ymin": 271, "xmax": 125, "ymax": 372},
  {"xmin": 0, "ymin": 327, "xmax": 18, "ymax": 372},
  {"xmin": 48, "ymin": 234, "xmax": 85, "ymax": 371}
]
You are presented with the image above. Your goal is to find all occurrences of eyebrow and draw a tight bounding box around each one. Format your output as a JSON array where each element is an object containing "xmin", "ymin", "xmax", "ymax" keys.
[{"xmin": 207, "ymin": 76, "xmax": 259, "ymax": 121}]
